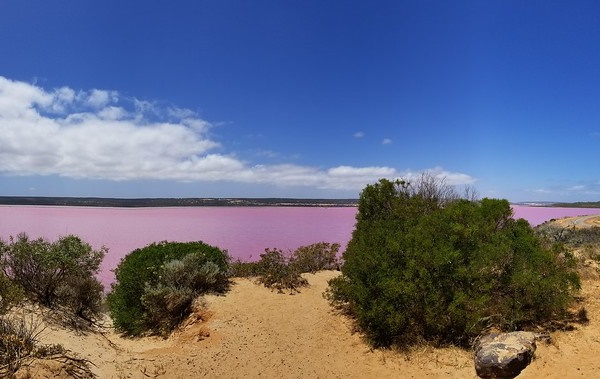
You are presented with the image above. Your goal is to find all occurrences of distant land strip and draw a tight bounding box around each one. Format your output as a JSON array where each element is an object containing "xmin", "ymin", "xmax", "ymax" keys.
[
  {"xmin": 0, "ymin": 196, "xmax": 359, "ymax": 208},
  {"xmin": 549, "ymin": 201, "xmax": 600, "ymax": 208}
]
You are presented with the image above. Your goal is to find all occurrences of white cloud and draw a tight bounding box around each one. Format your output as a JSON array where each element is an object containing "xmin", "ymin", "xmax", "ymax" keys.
[
  {"xmin": 382, "ymin": 138, "xmax": 392, "ymax": 145},
  {"xmin": 87, "ymin": 89, "xmax": 117, "ymax": 108},
  {"xmin": 0, "ymin": 76, "xmax": 476, "ymax": 193},
  {"xmin": 353, "ymin": 131, "xmax": 365, "ymax": 138}
]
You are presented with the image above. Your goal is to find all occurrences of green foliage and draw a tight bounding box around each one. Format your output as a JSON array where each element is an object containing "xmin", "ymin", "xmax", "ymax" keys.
[
  {"xmin": 228, "ymin": 260, "xmax": 262, "ymax": 278},
  {"xmin": 291, "ymin": 242, "xmax": 340, "ymax": 273},
  {"xmin": 230, "ymin": 242, "xmax": 340, "ymax": 293},
  {"xmin": 107, "ymin": 241, "xmax": 230, "ymax": 336},
  {"xmin": 141, "ymin": 257, "xmax": 223, "ymax": 336},
  {"xmin": 0, "ymin": 270, "xmax": 23, "ymax": 315},
  {"xmin": 326, "ymin": 178, "xmax": 580, "ymax": 347},
  {"xmin": 0, "ymin": 233, "xmax": 105, "ymax": 319},
  {"xmin": 255, "ymin": 248, "xmax": 308, "ymax": 294}
]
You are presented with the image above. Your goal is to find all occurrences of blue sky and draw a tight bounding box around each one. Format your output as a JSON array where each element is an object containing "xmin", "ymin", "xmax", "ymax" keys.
[{"xmin": 1, "ymin": 1, "xmax": 599, "ymax": 201}]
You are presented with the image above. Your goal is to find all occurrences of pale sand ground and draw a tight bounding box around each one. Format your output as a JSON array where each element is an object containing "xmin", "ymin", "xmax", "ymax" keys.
[
  {"xmin": 14, "ymin": 271, "xmax": 600, "ymax": 378},
  {"xmin": 554, "ymin": 215, "xmax": 600, "ymax": 228}
]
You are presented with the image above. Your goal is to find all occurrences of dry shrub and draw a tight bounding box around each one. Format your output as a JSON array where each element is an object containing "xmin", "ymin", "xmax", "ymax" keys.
[
  {"xmin": 255, "ymin": 249, "xmax": 308, "ymax": 294},
  {"xmin": 0, "ymin": 233, "xmax": 105, "ymax": 322},
  {"xmin": 291, "ymin": 242, "xmax": 340, "ymax": 273},
  {"xmin": 0, "ymin": 315, "xmax": 95, "ymax": 378},
  {"xmin": 231, "ymin": 242, "xmax": 341, "ymax": 294}
]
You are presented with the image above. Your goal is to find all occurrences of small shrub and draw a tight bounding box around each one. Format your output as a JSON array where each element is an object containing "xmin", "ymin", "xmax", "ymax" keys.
[
  {"xmin": 291, "ymin": 242, "xmax": 340, "ymax": 273},
  {"xmin": 107, "ymin": 241, "xmax": 230, "ymax": 336},
  {"xmin": 0, "ymin": 315, "xmax": 44, "ymax": 376},
  {"xmin": 228, "ymin": 260, "xmax": 262, "ymax": 278},
  {"xmin": 55, "ymin": 275, "xmax": 105, "ymax": 321},
  {"xmin": 0, "ymin": 315, "xmax": 94, "ymax": 378},
  {"xmin": 231, "ymin": 242, "xmax": 340, "ymax": 293},
  {"xmin": 0, "ymin": 233, "xmax": 105, "ymax": 320},
  {"xmin": 141, "ymin": 257, "xmax": 224, "ymax": 336},
  {"xmin": 255, "ymin": 249, "xmax": 308, "ymax": 294},
  {"xmin": 0, "ymin": 273, "xmax": 23, "ymax": 315}
]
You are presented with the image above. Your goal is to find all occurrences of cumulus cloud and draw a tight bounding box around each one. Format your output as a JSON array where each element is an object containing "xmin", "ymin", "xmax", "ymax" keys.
[
  {"xmin": 382, "ymin": 138, "xmax": 392, "ymax": 145},
  {"xmin": 86, "ymin": 89, "xmax": 118, "ymax": 108},
  {"xmin": 0, "ymin": 76, "xmax": 475, "ymax": 192},
  {"xmin": 353, "ymin": 131, "xmax": 364, "ymax": 138}
]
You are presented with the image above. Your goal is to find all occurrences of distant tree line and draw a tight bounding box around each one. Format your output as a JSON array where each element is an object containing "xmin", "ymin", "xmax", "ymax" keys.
[{"xmin": 0, "ymin": 196, "xmax": 358, "ymax": 207}]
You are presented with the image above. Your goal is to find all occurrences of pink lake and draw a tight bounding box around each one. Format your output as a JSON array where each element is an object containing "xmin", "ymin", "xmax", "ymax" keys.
[
  {"xmin": 0, "ymin": 206, "xmax": 357, "ymax": 286},
  {"xmin": 2, "ymin": 204, "xmax": 600, "ymax": 287}
]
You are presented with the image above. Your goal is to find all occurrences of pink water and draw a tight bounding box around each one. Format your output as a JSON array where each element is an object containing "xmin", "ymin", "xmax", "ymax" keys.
[
  {"xmin": 2, "ymin": 205, "xmax": 600, "ymax": 287},
  {"xmin": 0, "ymin": 206, "xmax": 357, "ymax": 286},
  {"xmin": 511, "ymin": 205, "xmax": 600, "ymax": 227}
]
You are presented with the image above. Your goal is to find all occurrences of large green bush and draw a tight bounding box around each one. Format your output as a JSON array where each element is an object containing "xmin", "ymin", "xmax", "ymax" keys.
[
  {"xmin": 0, "ymin": 233, "xmax": 105, "ymax": 320},
  {"xmin": 107, "ymin": 241, "xmax": 230, "ymax": 336},
  {"xmin": 326, "ymin": 177, "xmax": 580, "ymax": 347}
]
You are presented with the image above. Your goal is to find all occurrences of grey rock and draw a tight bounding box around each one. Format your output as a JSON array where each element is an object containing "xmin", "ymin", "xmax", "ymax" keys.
[{"xmin": 474, "ymin": 331, "xmax": 538, "ymax": 378}]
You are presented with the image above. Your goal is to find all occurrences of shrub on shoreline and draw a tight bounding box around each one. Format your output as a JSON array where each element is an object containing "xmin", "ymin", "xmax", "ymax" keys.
[
  {"xmin": 107, "ymin": 241, "xmax": 230, "ymax": 336},
  {"xmin": 326, "ymin": 177, "xmax": 580, "ymax": 347},
  {"xmin": 0, "ymin": 233, "xmax": 105, "ymax": 320}
]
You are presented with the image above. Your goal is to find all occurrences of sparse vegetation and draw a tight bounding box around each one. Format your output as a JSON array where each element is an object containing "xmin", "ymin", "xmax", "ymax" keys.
[
  {"xmin": 291, "ymin": 242, "xmax": 340, "ymax": 273},
  {"xmin": 536, "ymin": 223, "xmax": 600, "ymax": 276},
  {"xmin": 0, "ymin": 315, "xmax": 94, "ymax": 378},
  {"xmin": 0, "ymin": 271, "xmax": 23, "ymax": 315},
  {"xmin": 326, "ymin": 176, "xmax": 581, "ymax": 347},
  {"xmin": 107, "ymin": 241, "xmax": 230, "ymax": 336},
  {"xmin": 0, "ymin": 233, "xmax": 105, "ymax": 321},
  {"xmin": 230, "ymin": 242, "xmax": 340, "ymax": 294},
  {"xmin": 254, "ymin": 248, "xmax": 309, "ymax": 294}
]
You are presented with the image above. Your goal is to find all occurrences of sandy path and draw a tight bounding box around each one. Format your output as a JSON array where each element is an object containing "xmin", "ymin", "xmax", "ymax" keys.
[{"xmin": 20, "ymin": 271, "xmax": 600, "ymax": 378}]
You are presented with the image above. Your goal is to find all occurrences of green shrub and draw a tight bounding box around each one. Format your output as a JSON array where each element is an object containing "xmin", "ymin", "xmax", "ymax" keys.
[
  {"xmin": 230, "ymin": 242, "xmax": 340, "ymax": 293},
  {"xmin": 0, "ymin": 271, "xmax": 23, "ymax": 315},
  {"xmin": 0, "ymin": 233, "xmax": 105, "ymax": 320},
  {"xmin": 141, "ymin": 257, "xmax": 222, "ymax": 336},
  {"xmin": 107, "ymin": 241, "xmax": 230, "ymax": 336},
  {"xmin": 254, "ymin": 248, "xmax": 308, "ymax": 294},
  {"xmin": 228, "ymin": 259, "xmax": 262, "ymax": 278},
  {"xmin": 290, "ymin": 242, "xmax": 340, "ymax": 273},
  {"xmin": 326, "ymin": 177, "xmax": 580, "ymax": 347}
]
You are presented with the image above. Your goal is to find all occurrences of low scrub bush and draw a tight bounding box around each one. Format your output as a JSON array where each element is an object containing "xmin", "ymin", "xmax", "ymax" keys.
[
  {"xmin": 291, "ymin": 242, "xmax": 340, "ymax": 273},
  {"xmin": 107, "ymin": 241, "xmax": 230, "ymax": 336},
  {"xmin": 0, "ymin": 315, "xmax": 94, "ymax": 378},
  {"xmin": 0, "ymin": 272, "xmax": 23, "ymax": 315},
  {"xmin": 326, "ymin": 177, "xmax": 580, "ymax": 347},
  {"xmin": 142, "ymin": 257, "xmax": 222, "ymax": 336},
  {"xmin": 0, "ymin": 233, "xmax": 105, "ymax": 320},
  {"xmin": 228, "ymin": 260, "xmax": 262, "ymax": 278},
  {"xmin": 255, "ymin": 248, "xmax": 308, "ymax": 294},
  {"xmin": 232, "ymin": 242, "xmax": 340, "ymax": 294}
]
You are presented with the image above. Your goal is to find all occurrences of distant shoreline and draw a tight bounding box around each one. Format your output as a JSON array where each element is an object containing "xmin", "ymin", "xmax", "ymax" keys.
[
  {"xmin": 0, "ymin": 196, "xmax": 359, "ymax": 208},
  {"xmin": 2, "ymin": 196, "xmax": 598, "ymax": 208}
]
